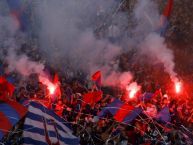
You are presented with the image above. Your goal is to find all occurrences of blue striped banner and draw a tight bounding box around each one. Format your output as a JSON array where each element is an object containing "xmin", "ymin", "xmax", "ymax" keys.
[{"xmin": 22, "ymin": 101, "xmax": 79, "ymax": 145}]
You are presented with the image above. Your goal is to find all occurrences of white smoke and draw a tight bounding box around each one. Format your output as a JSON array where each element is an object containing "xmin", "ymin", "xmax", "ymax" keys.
[
  {"xmin": 103, "ymin": 71, "xmax": 133, "ymax": 87},
  {"xmin": 6, "ymin": 51, "xmax": 44, "ymax": 76},
  {"xmin": 32, "ymin": 0, "xmax": 122, "ymax": 73},
  {"xmin": 31, "ymin": 0, "xmax": 135, "ymax": 86},
  {"xmin": 0, "ymin": 0, "xmax": 178, "ymax": 90},
  {"xmin": 133, "ymin": 0, "xmax": 178, "ymax": 83},
  {"xmin": 0, "ymin": 3, "xmax": 45, "ymax": 79},
  {"xmin": 140, "ymin": 33, "xmax": 178, "ymax": 82},
  {"xmin": 0, "ymin": 0, "xmax": 136, "ymax": 88},
  {"xmin": 132, "ymin": 0, "xmax": 159, "ymax": 43}
]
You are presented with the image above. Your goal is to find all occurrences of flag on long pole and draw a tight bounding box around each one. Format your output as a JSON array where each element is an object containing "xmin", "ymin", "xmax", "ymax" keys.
[{"xmin": 158, "ymin": 0, "xmax": 174, "ymax": 36}]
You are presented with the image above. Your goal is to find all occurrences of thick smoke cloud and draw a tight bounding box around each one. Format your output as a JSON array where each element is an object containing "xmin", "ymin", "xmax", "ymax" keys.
[
  {"xmin": 32, "ymin": 0, "xmax": 126, "ymax": 73},
  {"xmin": 32, "ymin": 0, "xmax": 134, "ymax": 85},
  {"xmin": 0, "ymin": 0, "xmax": 178, "ymax": 89},
  {"xmin": 0, "ymin": 0, "xmax": 134, "ymax": 87}
]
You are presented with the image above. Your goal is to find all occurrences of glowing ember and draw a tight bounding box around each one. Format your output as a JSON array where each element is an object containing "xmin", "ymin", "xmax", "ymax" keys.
[
  {"xmin": 175, "ymin": 81, "xmax": 182, "ymax": 94},
  {"xmin": 126, "ymin": 82, "xmax": 141, "ymax": 99}
]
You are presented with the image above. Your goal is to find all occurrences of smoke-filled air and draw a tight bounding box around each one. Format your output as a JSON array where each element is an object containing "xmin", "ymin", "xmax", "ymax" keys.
[
  {"xmin": 0, "ymin": 0, "xmax": 179, "ymax": 91},
  {"xmin": 1, "ymin": 0, "xmax": 193, "ymax": 144}
]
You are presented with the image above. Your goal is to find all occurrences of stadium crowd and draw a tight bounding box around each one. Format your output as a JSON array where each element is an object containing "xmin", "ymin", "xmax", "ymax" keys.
[
  {"xmin": 1, "ymin": 0, "xmax": 193, "ymax": 144},
  {"xmin": 1, "ymin": 62, "xmax": 191, "ymax": 145}
]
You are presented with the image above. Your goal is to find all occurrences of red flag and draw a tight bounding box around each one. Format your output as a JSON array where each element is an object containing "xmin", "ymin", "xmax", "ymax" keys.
[
  {"xmin": 114, "ymin": 104, "xmax": 134, "ymax": 122},
  {"xmin": 0, "ymin": 76, "xmax": 7, "ymax": 83},
  {"xmin": 0, "ymin": 98, "xmax": 27, "ymax": 139},
  {"xmin": 92, "ymin": 71, "xmax": 101, "ymax": 81},
  {"xmin": 4, "ymin": 98, "xmax": 27, "ymax": 117},
  {"xmin": 7, "ymin": 83, "xmax": 15, "ymax": 97},
  {"xmin": 91, "ymin": 71, "xmax": 102, "ymax": 88},
  {"xmin": 53, "ymin": 73, "xmax": 61, "ymax": 99},
  {"xmin": 0, "ymin": 112, "xmax": 12, "ymax": 136},
  {"xmin": 163, "ymin": 0, "xmax": 173, "ymax": 17},
  {"xmin": 83, "ymin": 91, "xmax": 102, "ymax": 107},
  {"xmin": 0, "ymin": 76, "xmax": 15, "ymax": 98},
  {"xmin": 53, "ymin": 73, "xmax": 59, "ymax": 84}
]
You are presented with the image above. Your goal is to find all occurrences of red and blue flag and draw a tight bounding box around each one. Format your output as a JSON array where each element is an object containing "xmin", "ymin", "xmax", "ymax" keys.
[
  {"xmin": 6, "ymin": 0, "xmax": 29, "ymax": 31},
  {"xmin": 0, "ymin": 98, "xmax": 27, "ymax": 140},
  {"xmin": 158, "ymin": 0, "xmax": 173, "ymax": 36},
  {"xmin": 98, "ymin": 99, "xmax": 142, "ymax": 124}
]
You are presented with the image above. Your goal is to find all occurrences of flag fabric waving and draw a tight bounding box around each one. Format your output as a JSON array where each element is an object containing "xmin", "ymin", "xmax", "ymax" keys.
[
  {"xmin": 6, "ymin": 0, "xmax": 29, "ymax": 31},
  {"xmin": 98, "ymin": 99, "xmax": 123, "ymax": 117},
  {"xmin": 0, "ymin": 76, "xmax": 15, "ymax": 98},
  {"xmin": 156, "ymin": 106, "xmax": 171, "ymax": 123},
  {"xmin": 98, "ymin": 99, "xmax": 142, "ymax": 124},
  {"xmin": 163, "ymin": 0, "xmax": 173, "ymax": 17},
  {"xmin": 22, "ymin": 101, "xmax": 79, "ymax": 145},
  {"xmin": 0, "ymin": 98, "xmax": 27, "ymax": 140},
  {"xmin": 158, "ymin": 0, "xmax": 174, "ymax": 36},
  {"xmin": 114, "ymin": 103, "xmax": 135, "ymax": 122},
  {"xmin": 82, "ymin": 91, "xmax": 103, "ymax": 107},
  {"xmin": 122, "ymin": 107, "xmax": 143, "ymax": 124},
  {"xmin": 91, "ymin": 71, "xmax": 102, "ymax": 89}
]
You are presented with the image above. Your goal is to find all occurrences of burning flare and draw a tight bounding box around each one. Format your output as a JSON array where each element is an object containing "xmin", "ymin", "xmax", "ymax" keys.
[
  {"xmin": 126, "ymin": 82, "xmax": 141, "ymax": 99},
  {"xmin": 48, "ymin": 85, "xmax": 56, "ymax": 95},
  {"xmin": 175, "ymin": 81, "xmax": 182, "ymax": 94},
  {"xmin": 39, "ymin": 75, "xmax": 57, "ymax": 95}
]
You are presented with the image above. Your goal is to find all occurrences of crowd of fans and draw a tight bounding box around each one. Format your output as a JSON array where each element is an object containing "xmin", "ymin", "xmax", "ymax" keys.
[
  {"xmin": 1, "ymin": 62, "xmax": 189, "ymax": 145},
  {"xmin": 0, "ymin": 0, "xmax": 193, "ymax": 144}
]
